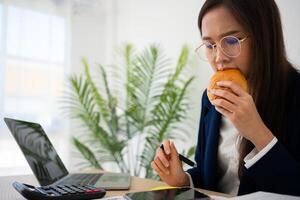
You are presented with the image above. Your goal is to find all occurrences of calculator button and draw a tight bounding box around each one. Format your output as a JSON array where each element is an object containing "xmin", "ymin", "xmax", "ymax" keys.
[
  {"xmin": 52, "ymin": 187, "xmax": 68, "ymax": 195},
  {"xmin": 46, "ymin": 190, "xmax": 60, "ymax": 196},
  {"xmin": 35, "ymin": 188, "xmax": 48, "ymax": 195},
  {"xmin": 60, "ymin": 187, "xmax": 76, "ymax": 194},
  {"xmin": 68, "ymin": 186, "xmax": 85, "ymax": 193}
]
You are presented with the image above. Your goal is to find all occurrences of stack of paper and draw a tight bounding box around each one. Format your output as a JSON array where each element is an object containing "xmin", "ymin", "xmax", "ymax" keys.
[{"xmin": 211, "ymin": 192, "xmax": 300, "ymax": 200}]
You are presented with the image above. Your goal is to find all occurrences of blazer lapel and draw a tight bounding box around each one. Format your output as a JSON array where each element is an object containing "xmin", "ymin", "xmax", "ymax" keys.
[{"xmin": 202, "ymin": 104, "xmax": 222, "ymax": 189}]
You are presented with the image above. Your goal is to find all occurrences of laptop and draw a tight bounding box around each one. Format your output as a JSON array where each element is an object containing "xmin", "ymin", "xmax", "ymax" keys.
[{"xmin": 4, "ymin": 117, "xmax": 131, "ymax": 189}]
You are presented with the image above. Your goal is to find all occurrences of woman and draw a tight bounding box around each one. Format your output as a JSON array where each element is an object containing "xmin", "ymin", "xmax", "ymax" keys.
[{"xmin": 151, "ymin": 0, "xmax": 300, "ymax": 196}]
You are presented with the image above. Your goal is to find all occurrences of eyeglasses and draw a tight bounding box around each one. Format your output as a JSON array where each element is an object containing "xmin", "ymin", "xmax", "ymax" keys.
[{"xmin": 195, "ymin": 35, "xmax": 248, "ymax": 61}]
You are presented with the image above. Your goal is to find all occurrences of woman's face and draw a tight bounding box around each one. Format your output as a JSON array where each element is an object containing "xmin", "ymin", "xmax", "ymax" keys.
[{"xmin": 201, "ymin": 6, "xmax": 251, "ymax": 77}]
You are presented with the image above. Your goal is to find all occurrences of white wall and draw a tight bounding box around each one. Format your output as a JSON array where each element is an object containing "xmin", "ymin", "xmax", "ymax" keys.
[
  {"xmin": 70, "ymin": 1, "xmax": 107, "ymax": 74},
  {"xmin": 276, "ymin": 0, "xmax": 300, "ymax": 68}
]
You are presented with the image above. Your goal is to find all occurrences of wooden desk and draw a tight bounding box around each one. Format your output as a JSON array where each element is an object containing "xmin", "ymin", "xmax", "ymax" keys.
[{"xmin": 0, "ymin": 174, "xmax": 233, "ymax": 199}]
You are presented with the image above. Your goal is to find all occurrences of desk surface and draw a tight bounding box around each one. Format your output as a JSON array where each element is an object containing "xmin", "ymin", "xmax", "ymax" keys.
[{"xmin": 0, "ymin": 174, "xmax": 233, "ymax": 199}]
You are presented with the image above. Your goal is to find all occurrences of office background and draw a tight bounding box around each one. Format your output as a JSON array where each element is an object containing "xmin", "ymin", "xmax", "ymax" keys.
[{"xmin": 0, "ymin": 0, "xmax": 299, "ymax": 176}]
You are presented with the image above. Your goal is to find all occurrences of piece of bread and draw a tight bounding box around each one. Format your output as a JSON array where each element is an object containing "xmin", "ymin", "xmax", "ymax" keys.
[{"xmin": 207, "ymin": 69, "xmax": 248, "ymax": 102}]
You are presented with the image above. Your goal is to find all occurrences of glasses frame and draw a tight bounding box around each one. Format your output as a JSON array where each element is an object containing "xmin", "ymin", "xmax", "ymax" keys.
[{"xmin": 195, "ymin": 35, "xmax": 248, "ymax": 61}]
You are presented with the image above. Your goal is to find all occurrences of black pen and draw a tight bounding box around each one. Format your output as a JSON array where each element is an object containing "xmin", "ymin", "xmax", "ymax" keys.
[{"xmin": 160, "ymin": 144, "xmax": 197, "ymax": 167}]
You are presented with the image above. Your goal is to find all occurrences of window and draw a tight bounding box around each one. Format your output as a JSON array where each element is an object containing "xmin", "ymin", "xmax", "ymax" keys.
[
  {"xmin": 4, "ymin": 5, "xmax": 65, "ymax": 126},
  {"xmin": 0, "ymin": 3, "xmax": 68, "ymax": 176}
]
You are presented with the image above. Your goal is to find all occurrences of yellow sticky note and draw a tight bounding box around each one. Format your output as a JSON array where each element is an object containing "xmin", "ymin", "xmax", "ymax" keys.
[{"xmin": 151, "ymin": 185, "xmax": 178, "ymax": 190}]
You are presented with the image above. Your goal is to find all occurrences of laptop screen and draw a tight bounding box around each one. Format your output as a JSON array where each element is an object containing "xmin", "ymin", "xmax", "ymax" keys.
[{"xmin": 4, "ymin": 118, "xmax": 68, "ymax": 185}]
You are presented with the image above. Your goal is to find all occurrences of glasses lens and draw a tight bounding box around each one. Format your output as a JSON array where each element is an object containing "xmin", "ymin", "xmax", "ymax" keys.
[
  {"xmin": 221, "ymin": 36, "xmax": 241, "ymax": 57},
  {"xmin": 195, "ymin": 42, "xmax": 214, "ymax": 61}
]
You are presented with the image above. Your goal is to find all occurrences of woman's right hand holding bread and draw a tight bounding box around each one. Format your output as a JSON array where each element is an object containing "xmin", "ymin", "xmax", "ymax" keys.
[{"xmin": 151, "ymin": 140, "xmax": 190, "ymax": 187}]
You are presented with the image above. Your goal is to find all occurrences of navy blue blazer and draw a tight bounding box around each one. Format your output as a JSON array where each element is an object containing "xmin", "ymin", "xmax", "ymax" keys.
[{"xmin": 187, "ymin": 68, "xmax": 300, "ymax": 196}]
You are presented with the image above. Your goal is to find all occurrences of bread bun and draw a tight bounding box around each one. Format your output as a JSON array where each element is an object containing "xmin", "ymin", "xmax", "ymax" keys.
[{"xmin": 207, "ymin": 69, "xmax": 248, "ymax": 102}]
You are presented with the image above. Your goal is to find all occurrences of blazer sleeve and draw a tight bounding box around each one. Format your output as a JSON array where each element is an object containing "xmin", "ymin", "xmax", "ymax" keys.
[
  {"xmin": 241, "ymin": 141, "xmax": 300, "ymax": 196},
  {"xmin": 186, "ymin": 163, "xmax": 203, "ymax": 188},
  {"xmin": 239, "ymin": 69, "xmax": 300, "ymax": 196}
]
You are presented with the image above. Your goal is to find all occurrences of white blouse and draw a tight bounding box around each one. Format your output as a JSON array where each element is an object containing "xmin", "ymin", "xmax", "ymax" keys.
[
  {"xmin": 187, "ymin": 116, "xmax": 278, "ymax": 195},
  {"xmin": 217, "ymin": 116, "xmax": 241, "ymax": 195}
]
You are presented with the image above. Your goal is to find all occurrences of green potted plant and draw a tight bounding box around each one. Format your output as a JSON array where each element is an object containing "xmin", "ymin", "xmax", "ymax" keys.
[{"xmin": 63, "ymin": 44, "xmax": 195, "ymax": 179}]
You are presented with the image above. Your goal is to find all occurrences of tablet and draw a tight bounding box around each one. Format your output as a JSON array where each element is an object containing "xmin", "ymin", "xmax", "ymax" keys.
[{"xmin": 124, "ymin": 187, "xmax": 211, "ymax": 200}]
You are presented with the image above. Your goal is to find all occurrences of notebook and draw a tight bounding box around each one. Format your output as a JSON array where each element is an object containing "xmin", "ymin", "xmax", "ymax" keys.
[{"xmin": 4, "ymin": 117, "xmax": 131, "ymax": 189}]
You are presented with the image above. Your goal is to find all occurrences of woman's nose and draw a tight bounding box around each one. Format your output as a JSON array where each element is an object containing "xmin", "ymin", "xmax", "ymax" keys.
[{"xmin": 214, "ymin": 46, "xmax": 230, "ymax": 64}]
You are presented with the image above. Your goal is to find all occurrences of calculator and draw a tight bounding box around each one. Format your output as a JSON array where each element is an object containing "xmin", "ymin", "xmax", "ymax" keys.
[{"xmin": 12, "ymin": 181, "xmax": 106, "ymax": 200}]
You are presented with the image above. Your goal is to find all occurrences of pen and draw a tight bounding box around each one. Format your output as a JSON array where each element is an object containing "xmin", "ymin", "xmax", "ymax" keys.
[{"xmin": 160, "ymin": 144, "xmax": 197, "ymax": 167}]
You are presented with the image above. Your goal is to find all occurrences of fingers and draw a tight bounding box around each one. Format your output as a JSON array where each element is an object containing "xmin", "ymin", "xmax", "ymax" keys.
[
  {"xmin": 152, "ymin": 139, "xmax": 171, "ymax": 176},
  {"xmin": 170, "ymin": 141, "xmax": 179, "ymax": 158},
  {"xmin": 211, "ymin": 98, "xmax": 235, "ymax": 113},
  {"xmin": 153, "ymin": 156, "xmax": 170, "ymax": 175},
  {"xmin": 152, "ymin": 140, "xmax": 176, "ymax": 175},
  {"xmin": 152, "ymin": 146, "xmax": 170, "ymax": 176},
  {"xmin": 215, "ymin": 105, "xmax": 231, "ymax": 117},
  {"xmin": 162, "ymin": 140, "xmax": 179, "ymax": 161},
  {"xmin": 156, "ymin": 148, "xmax": 170, "ymax": 168},
  {"xmin": 209, "ymin": 88, "xmax": 238, "ymax": 105},
  {"xmin": 162, "ymin": 140, "xmax": 171, "ymax": 155},
  {"xmin": 216, "ymin": 81, "xmax": 246, "ymax": 96},
  {"xmin": 151, "ymin": 161, "xmax": 165, "ymax": 176},
  {"xmin": 152, "ymin": 141, "xmax": 186, "ymax": 185}
]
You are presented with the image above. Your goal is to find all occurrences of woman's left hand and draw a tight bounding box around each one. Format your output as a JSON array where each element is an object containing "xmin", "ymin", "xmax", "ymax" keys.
[{"xmin": 209, "ymin": 81, "xmax": 274, "ymax": 150}]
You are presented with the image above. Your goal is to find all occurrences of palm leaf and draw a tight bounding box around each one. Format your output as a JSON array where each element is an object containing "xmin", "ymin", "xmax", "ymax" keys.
[
  {"xmin": 82, "ymin": 58, "xmax": 111, "ymax": 124},
  {"xmin": 97, "ymin": 64, "xmax": 119, "ymax": 135},
  {"xmin": 73, "ymin": 137, "xmax": 102, "ymax": 169},
  {"xmin": 64, "ymin": 73, "xmax": 127, "ymax": 171},
  {"xmin": 62, "ymin": 44, "xmax": 195, "ymax": 178}
]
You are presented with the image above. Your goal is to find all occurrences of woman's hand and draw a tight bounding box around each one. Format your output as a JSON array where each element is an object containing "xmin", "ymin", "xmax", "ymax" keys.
[
  {"xmin": 151, "ymin": 140, "xmax": 190, "ymax": 186},
  {"xmin": 209, "ymin": 81, "xmax": 274, "ymax": 151}
]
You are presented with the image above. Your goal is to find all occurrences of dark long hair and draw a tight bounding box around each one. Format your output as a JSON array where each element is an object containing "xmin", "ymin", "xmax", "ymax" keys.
[{"xmin": 198, "ymin": 0, "xmax": 293, "ymax": 177}]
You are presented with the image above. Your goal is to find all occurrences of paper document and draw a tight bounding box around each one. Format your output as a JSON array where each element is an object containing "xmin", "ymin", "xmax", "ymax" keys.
[{"xmin": 212, "ymin": 192, "xmax": 300, "ymax": 200}]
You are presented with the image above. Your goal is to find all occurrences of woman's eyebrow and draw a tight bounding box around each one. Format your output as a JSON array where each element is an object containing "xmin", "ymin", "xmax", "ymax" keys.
[{"xmin": 202, "ymin": 30, "xmax": 241, "ymax": 40}]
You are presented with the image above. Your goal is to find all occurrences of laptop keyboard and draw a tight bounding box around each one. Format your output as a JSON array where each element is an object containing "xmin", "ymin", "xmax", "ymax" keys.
[{"xmin": 59, "ymin": 174, "xmax": 102, "ymax": 185}]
